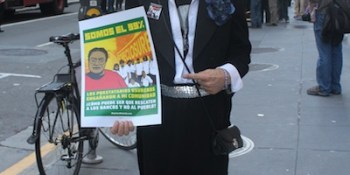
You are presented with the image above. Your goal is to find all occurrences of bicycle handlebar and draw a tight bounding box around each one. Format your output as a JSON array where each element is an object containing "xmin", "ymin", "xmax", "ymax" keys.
[{"xmin": 49, "ymin": 33, "xmax": 80, "ymax": 44}]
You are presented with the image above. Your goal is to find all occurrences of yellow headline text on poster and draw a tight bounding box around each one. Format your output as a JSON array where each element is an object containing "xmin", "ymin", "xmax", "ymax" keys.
[{"xmin": 83, "ymin": 17, "xmax": 145, "ymax": 43}]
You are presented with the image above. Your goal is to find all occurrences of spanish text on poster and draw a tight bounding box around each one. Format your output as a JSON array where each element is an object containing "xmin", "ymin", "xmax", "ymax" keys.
[{"xmin": 79, "ymin": 7, "xmax": 161, "ymax": 127}]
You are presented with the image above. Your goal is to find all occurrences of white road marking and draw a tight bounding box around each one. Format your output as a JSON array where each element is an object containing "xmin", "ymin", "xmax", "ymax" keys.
[
  {"xmin": 0, "ymin": 73, "xmax": 41, "ymax": 79},
  {"xmin": 36, "ymin": 42, "xmax": 53, "ymax": 47},
  {"xmin": 2, "ymin": 12, "xmax": 78, "ymax": 28}
]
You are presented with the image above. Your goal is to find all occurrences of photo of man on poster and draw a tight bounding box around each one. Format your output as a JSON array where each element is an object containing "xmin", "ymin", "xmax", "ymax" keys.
[{"xmin": 85, "ymin": 47, "xmax": 127, "ymax": 91}]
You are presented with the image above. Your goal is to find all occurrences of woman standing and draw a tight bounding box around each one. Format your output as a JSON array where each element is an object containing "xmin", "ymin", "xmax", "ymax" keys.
[{"xmin": 111, "ymin": 0, "xmax": 251, "ymax": 175}]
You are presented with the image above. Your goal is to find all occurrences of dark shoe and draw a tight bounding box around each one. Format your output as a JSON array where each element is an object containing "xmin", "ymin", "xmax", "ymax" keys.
[
  {"xmin": 250, "ymin": 25, "xmax": 262, "ymax": 29},
  {"xmin": 307, "ymin": 86, "xmax": 329, "ymax": 97},
  {"xmin": 0, "ymin": 29, "xmax": 4, "ymax": 33},
  {"xmin": 266, "ymin": 23, "xmax": 277, "ymax": 26},
  {"xmin": 331, "ymin": 90, "xmax": 341, "ymax": 95}
]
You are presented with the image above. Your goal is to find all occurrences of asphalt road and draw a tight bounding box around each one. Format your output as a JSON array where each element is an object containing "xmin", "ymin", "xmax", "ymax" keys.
[{"xmin": 0, "ymin": 2, "xmax": 81, "ymax": 142}]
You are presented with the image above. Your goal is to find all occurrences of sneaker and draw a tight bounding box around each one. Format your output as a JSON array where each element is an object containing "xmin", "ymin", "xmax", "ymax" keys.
[{"xmin": 307, "ymin": 86, "xmax": 329, "ymax": 97}]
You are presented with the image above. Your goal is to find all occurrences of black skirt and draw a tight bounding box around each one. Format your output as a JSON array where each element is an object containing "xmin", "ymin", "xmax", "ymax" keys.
[{"xmin": 136, "ymin": 92, "xmax": 231, "ymax": 175}]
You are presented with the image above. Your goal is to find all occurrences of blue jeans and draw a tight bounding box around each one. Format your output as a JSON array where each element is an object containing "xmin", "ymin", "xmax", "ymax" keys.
[
  {"xmin": 250, "ymin": 0, "xmax": 262, "ymax": 27},
  {"xmin": 314, "ymin": 12, "xmax": 343, "ymax": 94}
]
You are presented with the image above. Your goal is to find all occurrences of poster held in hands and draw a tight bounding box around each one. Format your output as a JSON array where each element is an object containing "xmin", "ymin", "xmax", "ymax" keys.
[{"xmin": 79, "ymin": 7, "xmax": 161, "ymax": 127}]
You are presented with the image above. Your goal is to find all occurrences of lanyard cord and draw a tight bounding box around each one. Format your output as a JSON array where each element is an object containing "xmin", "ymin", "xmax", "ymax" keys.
[
  {"xmin": 159, "ymin": 2, "xmax": 217, "ymax": 132},
  {"xmin": 177, "ymin": 4, "xmax": 190, "ymax": 57}
]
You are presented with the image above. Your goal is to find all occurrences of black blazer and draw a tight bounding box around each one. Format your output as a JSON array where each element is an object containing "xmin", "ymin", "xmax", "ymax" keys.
[{"xmin": 126, "ymin": 0, "xmax": 251, "ymax": 86}]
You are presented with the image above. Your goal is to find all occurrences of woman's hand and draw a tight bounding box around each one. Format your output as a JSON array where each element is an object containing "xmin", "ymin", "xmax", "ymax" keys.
[
  {"xmin": 110, "ymin": 120, "xmax": 135, "ymax": 136},
  {"xmin": 183, "ymin": 68, "xmax": 228, "ymax": 94}
]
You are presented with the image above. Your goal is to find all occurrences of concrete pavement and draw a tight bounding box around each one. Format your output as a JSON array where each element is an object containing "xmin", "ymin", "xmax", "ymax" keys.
[
  {"xmin": 1, "ymin": 6, "xmax": 350, "ymax": 175},
  {"xmin": 229, "ymin": 18, "xmax": 350, "ymax": 174}
]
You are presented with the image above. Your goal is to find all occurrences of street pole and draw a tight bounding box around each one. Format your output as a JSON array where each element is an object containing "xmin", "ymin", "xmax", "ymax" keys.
[
  {"xmin": 78, "ymin": 0, "xmax": 105, "ymax": 165},
  {"xmin": 82, "ymin": 128, "xmax": 103, "ymax": 164}
]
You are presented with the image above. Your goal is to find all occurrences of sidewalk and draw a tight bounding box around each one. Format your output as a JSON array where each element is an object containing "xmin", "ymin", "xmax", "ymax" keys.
[
  {"xmin": 1, "ymin": 7, "xmax": 350, "ymax": 175},
  {"xmin": 228, "ymin": 18, "xmax": 350, "ymax": 174},
  {"xmin": 78, "ymin": 15, "xmax": 350, "ymax": 175}
]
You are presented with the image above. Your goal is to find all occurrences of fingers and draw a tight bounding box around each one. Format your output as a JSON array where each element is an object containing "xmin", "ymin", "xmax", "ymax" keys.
[
  {"xmin": 110, "ymin": 121, "xmax": 119, "ymax": 135},
  {"xmin": 183, "ymin": 70, "xmax": 209, "ymax": 82},
  {"xmin": 183, "ymin": 69, "xmax": 225, "ymax": 94},
  {"xmin": 110, "ymin": 120, "xmax": 135, "ymax": 136},
  {"xmin": 128, "ymin": 121, "xmax": 135, "ymax": 131},
  {"xmin": 182, "ymin": 73, "xmax": 200, "ymax": 81},
  {"xmin": 184, "ymin": 72, "xmax": 207, "ymax": 89}
]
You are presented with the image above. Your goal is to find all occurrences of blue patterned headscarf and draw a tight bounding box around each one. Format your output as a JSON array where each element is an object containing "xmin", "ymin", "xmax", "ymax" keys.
[{"xmin": 205, "ymin": 0, "xmax": 235, "ymax": 26}]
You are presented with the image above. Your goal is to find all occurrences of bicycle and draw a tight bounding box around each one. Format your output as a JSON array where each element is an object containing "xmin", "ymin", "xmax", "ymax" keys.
[{"xmin": 26, "ymin": 33, "xmax": 136, "ymax": 175}]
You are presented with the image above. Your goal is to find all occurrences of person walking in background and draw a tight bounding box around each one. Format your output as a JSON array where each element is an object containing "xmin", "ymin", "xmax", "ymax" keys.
[
  {"xmin": 261, "ymin": 0, "xmax": 270, "ymax": 24},
  {"xmin": 268, "ymin": 0, "xmax": 279, "ymax": 26},
  {"xmin": 116, "ymin": 0, "xmax": 123, "ymax": 11},
  {"xmin": 306, "ymin": 0, "xmax": 344, "ymax": 96},
  {"xmin": 0, "ymin": 0, "xmax": 5, "ymax": 32},
  {"xmin": 100, "ymin": 0, "xmax": 107, "ymax": 14},
  {"xmin": 111, "ymin": 0, "xmax": 251, "ymax": 175},
  {"xmin": 250, "ymin": 0, "xmax": 262, "ymax": 28},
  {"xmin": 294, "ymin": 0, "xmax": 307, "ymax": 19},
  {"xmin": 278, "ymin": 0, "xmax": 289, "ymax": 23},
  {"xmin": 107, "ymin": 0, "xmax": 115, "ymax": 13}
]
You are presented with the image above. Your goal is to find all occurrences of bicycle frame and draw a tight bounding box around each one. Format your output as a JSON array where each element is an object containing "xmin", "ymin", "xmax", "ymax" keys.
[{"xmin": 27, "ymin": 35, "xmax": 82, "ymax": 145}]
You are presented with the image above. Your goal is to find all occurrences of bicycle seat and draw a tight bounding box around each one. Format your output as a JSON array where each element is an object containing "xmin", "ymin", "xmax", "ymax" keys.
[
  {"xmin": 49, "ymin": 33, "xmax": 80, "ymax": 44},
  {"xmin": 36, "ymin": 74, "xmax": 70, "ymax": 92},
  {"xmin": 37, "ymin": 82, "xmax": 66, "ymax": 92}
]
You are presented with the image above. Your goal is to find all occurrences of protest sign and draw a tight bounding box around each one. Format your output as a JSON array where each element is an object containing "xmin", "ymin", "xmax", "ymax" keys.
[{"xmin": 79, "ymin": 7, "xmax": 161, "ymax": 127}]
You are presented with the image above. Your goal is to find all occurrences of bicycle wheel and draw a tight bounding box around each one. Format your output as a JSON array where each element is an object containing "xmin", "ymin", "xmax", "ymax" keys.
[
  {"xmin": 34, "ymin": 93, "xmax": 83, "ymax": 175},
  {"xmin": 99, "ymin": 127, "xmax": 137, "ymax": 150}
]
